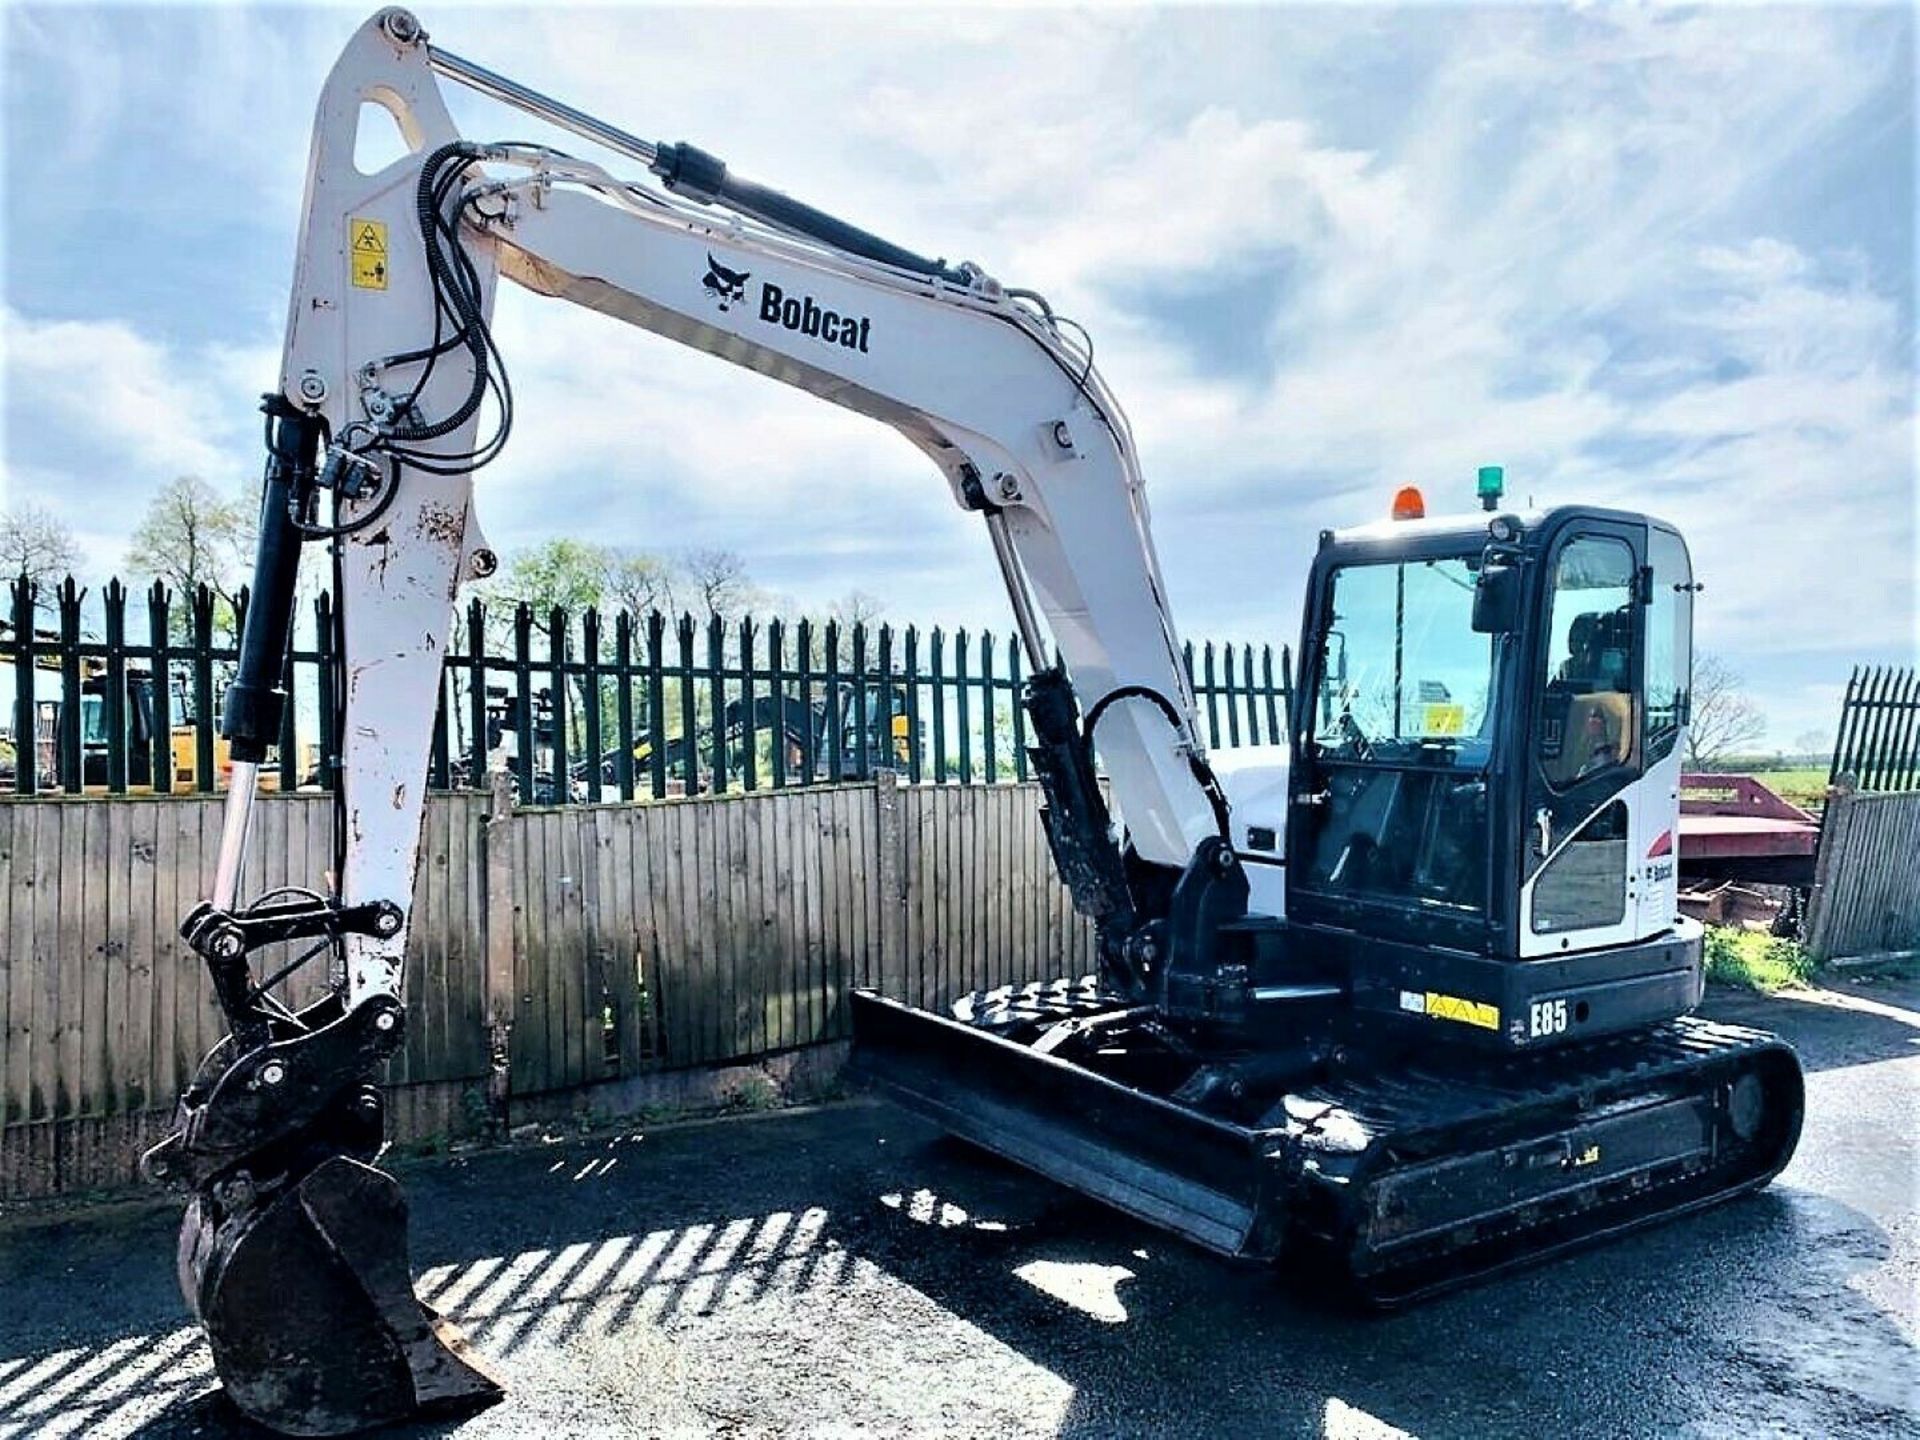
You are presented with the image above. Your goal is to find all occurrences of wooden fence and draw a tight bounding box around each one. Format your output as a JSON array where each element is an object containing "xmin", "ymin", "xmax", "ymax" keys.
[
  {"xmin": 0, "ymin": 778, "xmax": 1094, "ymax": 1200},
  {"xmin": 1804, "ymin": 785, "xmax": 1920, "ymax": 964}
]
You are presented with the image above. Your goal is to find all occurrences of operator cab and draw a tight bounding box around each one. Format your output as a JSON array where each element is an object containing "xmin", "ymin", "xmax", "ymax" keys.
[{"xmin": 1283, "ymin": 501, "xmax": 1701, "ymax": 1051}]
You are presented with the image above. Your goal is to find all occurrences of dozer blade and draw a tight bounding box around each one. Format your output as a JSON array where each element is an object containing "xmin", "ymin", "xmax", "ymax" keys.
[
  {"xmin": 850, "ymin": 990, "xmax": 1280, "ymax": 1257},
  {"xmin": 180, "ymin": 1155, "xmax": 501, "ymax": 1436}
]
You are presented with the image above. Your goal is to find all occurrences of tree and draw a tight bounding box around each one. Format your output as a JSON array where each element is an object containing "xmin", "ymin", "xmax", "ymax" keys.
[
  {"xmin": 496, "ymin": 537, "xmax": 613, "ymax": 624},
  {"xmin": 829, "ymin": 589, "xmax": 886, "ymax": 630},
  {"xmin": 127, "ymin": 476, "xmax": 254, "ymax": 636},
  {"xmin": 607, "ymin": 550, "xmax": 677, "ymax": 620},
  {"xmin": 0, "ymin": 502, "xmax": 79, "ymax": 587},
  {"xmin": 1792, "ymin": 728, "xmax": 1830, "ymax": 763},
  {"xmin": 1686, "ymin": 652, "xmax": 1766, "ymax": 768},
  {"xmin": 0, "ymin": 502, "xmax": 79, "ymax": 612},
  {"xmin": 679, "ymin": 547, "xmax": 759, "ymax": 618}
]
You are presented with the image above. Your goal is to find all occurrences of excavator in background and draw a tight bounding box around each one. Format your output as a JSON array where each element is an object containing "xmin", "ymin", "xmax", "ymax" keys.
[
  {"xmin": 0, "ymin": 638, "xmax": 308, "ymax": 793},
  {"xmin": 596, "ymin": 683, "xmax": 913, "ymax": 792},
  {"xmin": 142, "ymin": 11, "xmax": 1804, "ymax": 1434}
]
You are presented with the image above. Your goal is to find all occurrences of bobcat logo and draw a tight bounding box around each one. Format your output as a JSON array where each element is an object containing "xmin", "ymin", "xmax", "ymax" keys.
[{"xmin": 702, "ymin": 253, "xmax": 751, "ymax": 312}]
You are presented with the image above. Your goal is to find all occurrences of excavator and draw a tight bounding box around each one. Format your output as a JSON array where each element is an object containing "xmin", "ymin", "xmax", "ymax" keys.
[{"xmin": 140, "ymin": 10, "xmax": 1805, "ymax": 1435}]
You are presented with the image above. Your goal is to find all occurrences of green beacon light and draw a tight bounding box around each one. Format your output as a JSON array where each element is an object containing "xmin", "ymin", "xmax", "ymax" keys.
[{"xmin": 1477, "ymin": 464, "xmax": 1505, "ymax": 512}]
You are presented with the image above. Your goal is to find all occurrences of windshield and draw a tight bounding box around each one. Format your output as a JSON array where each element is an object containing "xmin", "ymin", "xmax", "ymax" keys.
[{"xmin": 1311, "ymin": 554, "xmax": 1494, "ymax": 768}]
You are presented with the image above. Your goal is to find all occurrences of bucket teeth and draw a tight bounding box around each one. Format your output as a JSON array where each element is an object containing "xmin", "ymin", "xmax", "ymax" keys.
[{"xmin": 183, "ymin": 1156, "xmax": 502, "ymax": 1436}]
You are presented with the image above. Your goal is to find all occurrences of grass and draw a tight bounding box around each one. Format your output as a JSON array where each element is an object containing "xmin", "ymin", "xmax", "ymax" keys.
[
  {"xmin": 1688, "ymin": 763, "xmax": 1830, "ymax": 810},
  {"xmin": 1747, "ymin": 766, "xmax": 1831, "ymax": 809},
  {"xmin": 1703, "ymin": 926, "xmax": 1816, "ymax": 993}
]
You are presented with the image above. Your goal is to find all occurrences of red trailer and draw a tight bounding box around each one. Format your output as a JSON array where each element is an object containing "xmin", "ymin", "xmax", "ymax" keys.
[{"xmin": 1677, "ymin": 773, "xmax": 1821, "ymax": 928}]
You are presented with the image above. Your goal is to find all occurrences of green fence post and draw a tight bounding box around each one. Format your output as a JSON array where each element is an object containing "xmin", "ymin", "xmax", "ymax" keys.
[
  {"xmin": 57, "ymin": 578, "xmax": 84, "ymax": 794},
  {"xmin": 149, "ymin": 582, "xmax": 173, "ymax": 795},
  {"xmin": 614, "ymin": 611, "xmax": 636, "ymax": 802},
  {"xmin": 8, "ymin": 576, "xmax": 36, "ymax": 795},
  {"xmin": 768, "ymin": 618, "xmax": 788, "ymax": 789},
  {"xmin": 189, "ymin": 583, "xmax": 217, "ymax": 793},
  {"xmin": 956, "ymin": 628, "xmax": 973, "ymax": 784},
  {"xmin": 930, "ymin": 627, "xmax": 947, "ymax": 784},
  {"xmin": 512, "ymin": 603, "xmax": 535, "ymax": 804},
  {"xmin": 903, "ymin": 626, "xmax": 923, "ymax": 784},
  {"xmin": 796, "ymin": 618, "xmax": 816, "ymax": 783},
  {"xmin": 466, "ymin": 596, "xmax": 489, "ymax": 791},
  {"xmin": 706, "ymin": 614, "xmax": 727, "ymax": 793},
  {"xmin": 877, "ymin": 624, "xmax": 895, "ymax": 776},
  {"xmin": 740, "ymin": 615, "xmax": 758, "ymax": 792},
  {"xmin": 547, "ymin": 605, "xmax": 570, "ymax": 804},
  {"xmin": 103, "ymin": 579, "xmax": 129, "ymax": 793},
  {"xmin": 980, "ymin": 631, "xmax": 996, "ymax": 781},
  {"xmin": 648, "ymin": 610, "xmax": 669, "ymax": 799},
  {"xmin": 676, "ymin": 613, "xmax": 699, "ymax": 796},
  {"xmin": 582, "ymin": 607, "xmax": 604, "ymax": 804},
  {"xmin": 851, "ymin": 621, "xmax": 870, "ymax": 782},
  {"xmin": 1009, "ymin": 633, "xmax": 1027, "ymax": 781},
  {"xmin": 824, "ymin": 620, "xmax": 844, "ymax": 784}
]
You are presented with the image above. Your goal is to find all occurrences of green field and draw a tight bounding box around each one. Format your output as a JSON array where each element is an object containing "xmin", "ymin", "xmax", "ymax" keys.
[
  {"xmin": 1691, "ymin": 764, "xmax": 1830, "ymax": 810},
  {"xmin": 1747, "ymin": 766, "xmax": 1830, "ymax": 809}
]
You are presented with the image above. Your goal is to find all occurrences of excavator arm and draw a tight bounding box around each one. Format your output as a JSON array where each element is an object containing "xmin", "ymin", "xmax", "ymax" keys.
[{"xmin": 144, "ymin": 10, "xmax": 1239, "ymax": 1432}]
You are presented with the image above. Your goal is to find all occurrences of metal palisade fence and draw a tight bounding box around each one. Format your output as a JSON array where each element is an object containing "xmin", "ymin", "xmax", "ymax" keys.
[
  {"xmin": 1, "ymin": 575, "xmax": 1293, "ymax": 802},
  {"xmin": 1829, "ymin": 665, "xmax": 1920, "ymax": 794}
]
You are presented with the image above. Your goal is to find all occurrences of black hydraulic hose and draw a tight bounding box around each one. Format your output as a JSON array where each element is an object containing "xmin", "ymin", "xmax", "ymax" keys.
[
  {"xmin": 224, "ymin": 398, "xmax": 322, "ymax": 764},
  {"xmin": 1083, "ymin": 684, "xmax": 1235, "ymax": 843},
  {"xmin": 387, "ymin": 143, "xmax": 493, "ymax": 445}
]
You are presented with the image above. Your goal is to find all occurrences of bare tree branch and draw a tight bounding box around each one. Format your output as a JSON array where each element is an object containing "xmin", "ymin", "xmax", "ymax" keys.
[
  {"xmin": 0, "ymin": 500, "xmax": 81, "ymax": 606},
  {"xmin": 679, "ymin": 547, "xmax": 759, "ymax": 619},
  {"xmin": 1686, "ymin": 652, "xmax": 1766, "ymax": 768}
]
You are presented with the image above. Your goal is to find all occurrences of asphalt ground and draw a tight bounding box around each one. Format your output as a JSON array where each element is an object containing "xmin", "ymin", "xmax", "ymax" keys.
[{"xmin": 1, "ymin": 975, "xmax": 1915, "ymax": 1439}]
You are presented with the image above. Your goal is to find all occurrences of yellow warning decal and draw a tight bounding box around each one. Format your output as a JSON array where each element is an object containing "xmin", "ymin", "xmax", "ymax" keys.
[
  {"xmin": 1421, "ymin": 703, "xmax": 1466, "ymax": 736},
  {"xmin": 350, "ymin": 218, "xmax": 388, "ymax": 290},
  {"xmin": 1423, "ymin": 992, "xmax": 1500, "ymax": 1030}
]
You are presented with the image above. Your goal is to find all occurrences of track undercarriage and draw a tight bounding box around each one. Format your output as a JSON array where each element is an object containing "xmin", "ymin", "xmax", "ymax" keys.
[{"xmin": 852, "ymin": 978, "xmax": 1804, "ymax": 1305}]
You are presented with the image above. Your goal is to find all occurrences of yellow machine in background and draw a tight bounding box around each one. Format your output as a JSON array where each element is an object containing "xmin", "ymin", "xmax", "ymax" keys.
[{"xmin": 25, "ymin": 658, "xmax": 311, "ymax": 793}]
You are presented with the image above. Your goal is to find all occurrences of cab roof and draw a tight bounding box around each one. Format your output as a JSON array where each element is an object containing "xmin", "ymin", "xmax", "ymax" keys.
[{"xmin": 1324, "ymin": 503, "xmax": 1675, "ymax": 557}]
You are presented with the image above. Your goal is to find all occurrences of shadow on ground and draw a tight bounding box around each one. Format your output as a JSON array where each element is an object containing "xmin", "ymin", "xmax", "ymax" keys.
[{"xmin": 0, "ymin": 977, "xmax": 1913, "ymax": 1438}]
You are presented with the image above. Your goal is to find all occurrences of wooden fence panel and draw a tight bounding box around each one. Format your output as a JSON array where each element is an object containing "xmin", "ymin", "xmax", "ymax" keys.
[
  {"xmin": 0, "ymin": 779, "xmax": 1105, "ymax": 1196},
  {"xmin": 0, "ymin": 793, "xmax": 488, "ymax": 1128},
  {"xmin": 889, "ymin": 780, "xmax": 1097, "ymax": 1015},
  {"xmin": 1805, "ymin": 788, "xmax": 1920, "ymax": 963}
]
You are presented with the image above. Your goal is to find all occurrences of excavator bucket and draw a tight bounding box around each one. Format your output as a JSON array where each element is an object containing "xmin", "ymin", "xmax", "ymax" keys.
[{"xmin": 178, "ymin": 1156, "xmax": 501, "ymax": 1436}]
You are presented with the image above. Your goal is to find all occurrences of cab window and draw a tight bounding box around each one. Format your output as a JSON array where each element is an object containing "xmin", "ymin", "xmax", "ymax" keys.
[
  {"xmin": 1538, "ymin": 536, "xmax": 1637, "ymax": 788},
  {"xmin": 1644, "ymin": 529, "xmax": 1691, "ymax": 765}
]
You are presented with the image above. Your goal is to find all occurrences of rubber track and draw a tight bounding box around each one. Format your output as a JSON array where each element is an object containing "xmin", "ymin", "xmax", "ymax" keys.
[{"xmin": 1288, "ymin": 1016, "xmax": 1802, "ymax": 1304}]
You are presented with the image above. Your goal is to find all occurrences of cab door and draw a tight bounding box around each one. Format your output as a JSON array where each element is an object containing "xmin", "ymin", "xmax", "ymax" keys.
[
  {"xmin": 1519, "ymin": 522, "xmax": 1651, "ymax": 958},
  {"xmin": 1634, "ymin": 527, "xmax": 1693, "ymax": 938}
]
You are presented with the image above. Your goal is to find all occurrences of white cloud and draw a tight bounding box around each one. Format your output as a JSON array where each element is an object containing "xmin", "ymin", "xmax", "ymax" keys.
[
  {"xmin": 0, "ymin": 309, "xmax": 275, "ymax": 573},
  {"xmin": 1, "ymin": 4, "xmax": 1911, "ymax": 743}
]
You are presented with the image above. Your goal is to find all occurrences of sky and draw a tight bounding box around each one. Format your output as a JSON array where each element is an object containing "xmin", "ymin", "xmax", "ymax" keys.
[{"xmin": 2, "ymin": 1, "xmax": 1914, "ymax": 749}]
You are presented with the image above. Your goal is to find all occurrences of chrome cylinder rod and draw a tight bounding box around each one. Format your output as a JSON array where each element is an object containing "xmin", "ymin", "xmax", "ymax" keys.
[
  {"xmin": 428, "ymin": 45, "xmax": 660, "ymax": 169},
  {"xmin": 209, "ymin": 763, "xmax": 260, "ymax": 912},
  {"xmin": 983, "ymin": 510, "xmax": 1047, "ymax": 672}
]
